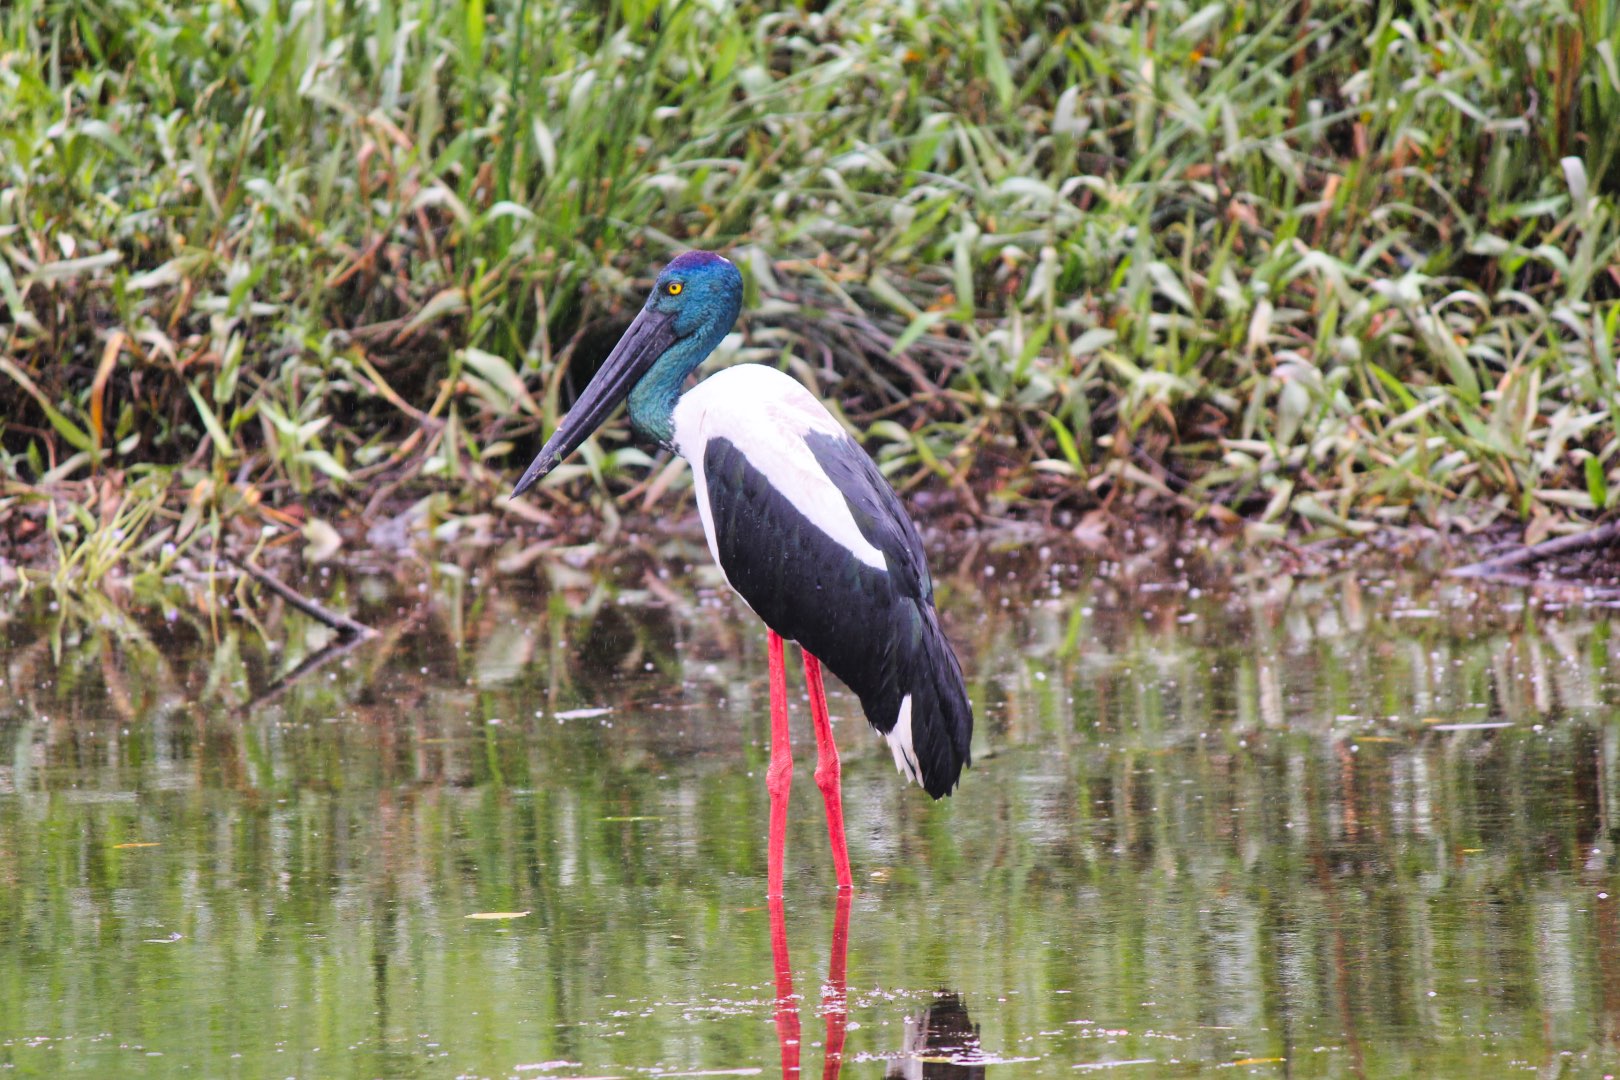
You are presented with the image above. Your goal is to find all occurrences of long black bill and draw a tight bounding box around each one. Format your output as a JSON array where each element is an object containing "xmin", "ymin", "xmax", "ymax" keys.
[{"xmin": 510, "ymin": 306, "xmax": 678, "ymax": 498}]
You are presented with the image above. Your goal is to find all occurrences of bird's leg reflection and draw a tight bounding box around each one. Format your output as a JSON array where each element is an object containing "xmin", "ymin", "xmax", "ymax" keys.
[
  {"xmin": 768, "ymin": 894, "xmax": 802, "ymax": 1078},
  {"xmin": 770, "ymin": 890, "xmax": 853, "ymax": 1079},
  {"xmin": 820, "ymin": 889, "xmax": 852, "ymax": 1079}
]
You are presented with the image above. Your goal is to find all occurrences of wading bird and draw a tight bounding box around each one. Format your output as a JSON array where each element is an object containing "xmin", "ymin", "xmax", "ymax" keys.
[{"xmin": 511, "ymin": 251, "xmax": 972, "ymax": 896}]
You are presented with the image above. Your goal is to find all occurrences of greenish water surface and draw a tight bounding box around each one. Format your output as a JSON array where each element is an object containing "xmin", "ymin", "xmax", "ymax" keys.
[{"xmin": 3, "ymin": 539, "xmax": 1619, "ymax": 1077}]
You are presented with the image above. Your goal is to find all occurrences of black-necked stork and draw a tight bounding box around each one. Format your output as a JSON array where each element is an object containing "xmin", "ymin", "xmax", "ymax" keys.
[{"xmin": 511, "ymin": 250, "xmax": 973, "ymax": 896}]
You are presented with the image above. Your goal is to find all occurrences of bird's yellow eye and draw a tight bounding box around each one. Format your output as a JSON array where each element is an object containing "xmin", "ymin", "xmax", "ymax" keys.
[{"xmin": 667, "ymin": 282, "xmax": 683, "ymax": 296}]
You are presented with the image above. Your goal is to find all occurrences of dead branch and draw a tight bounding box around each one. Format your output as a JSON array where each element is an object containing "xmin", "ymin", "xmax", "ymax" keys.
[
  {"xmin": 233, "ymin": 558, "xmax": 378, "ymax": 639},
  {"xmin": 1449, "ymin": 520, "xmax": 1620, "ymax": 579},
  {"xmin": 242, "ymin": 630, "xmax": 373, "ymax": 712}
]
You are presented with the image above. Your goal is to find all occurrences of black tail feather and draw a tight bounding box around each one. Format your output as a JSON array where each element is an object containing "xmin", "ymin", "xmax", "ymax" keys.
[{"xmin": 905, "ymin": 606, "xmax": 973, "ymax": 799}]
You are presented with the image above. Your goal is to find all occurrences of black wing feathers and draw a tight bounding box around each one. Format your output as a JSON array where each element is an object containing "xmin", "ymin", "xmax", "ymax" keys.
[
  {"xmin": 803, "ymin": 433, "xmax": 931, "ymax": 603},
  {"xmin": 702, "ymin": 433, "xmax": 972, "ymax": 798}
]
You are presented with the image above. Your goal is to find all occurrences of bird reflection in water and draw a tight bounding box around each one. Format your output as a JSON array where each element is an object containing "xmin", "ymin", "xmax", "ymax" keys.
[
  {"xmin": 884, "ymin": 993, "xmax": 985, "ymax": 1080},
  {"xmin": 768, "ymin": 893, "xmax": 982, "ymax": 1079}
]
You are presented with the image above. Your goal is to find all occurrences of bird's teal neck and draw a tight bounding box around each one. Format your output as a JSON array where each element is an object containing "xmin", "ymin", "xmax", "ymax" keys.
[
  {"xmin": 626, "ymin": 333, "xmax": 712, "ymax": 446},
  {"xmin": 622, "ymin": 252, "xmax": 742, "ymax": 445}
]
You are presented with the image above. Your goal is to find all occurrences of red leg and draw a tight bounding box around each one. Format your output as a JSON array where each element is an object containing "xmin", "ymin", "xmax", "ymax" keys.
[
  {"xmin": 768, "ymin": 894, "xmax": 802, "ymax": 1078},
  {"xmin": 821, "ymin": 889, "xmax": 852, "ymax": 1079},
  {"xmin": 803, "ymin": 652, "xmax": 853, "ymax": 890},
  {"xmin": 767, "ymin": 630, "xmax": 792, "ymax": 899}
]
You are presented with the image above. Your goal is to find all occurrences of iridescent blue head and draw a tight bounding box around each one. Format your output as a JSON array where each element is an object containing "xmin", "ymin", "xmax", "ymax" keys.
[{"xmin": 511, "ymin": 251, "xmax": 743, "ymax": 497}]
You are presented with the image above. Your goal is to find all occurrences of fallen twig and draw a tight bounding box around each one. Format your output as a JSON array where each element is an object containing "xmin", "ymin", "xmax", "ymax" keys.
[
  {"xmin": 242, "ymin": 630, "xmax": 374, "ymax": 713},
  {"xmin": 233, "ymin": 558, "xmax": 378, "ymax": 639},
  {"xmin": 1449, "ymin": 520, "xmax": 1620, "ymax": 579},
  {"xmin": 1441, "ymin": 568, "xmax": 1620, "ymax": 600}
]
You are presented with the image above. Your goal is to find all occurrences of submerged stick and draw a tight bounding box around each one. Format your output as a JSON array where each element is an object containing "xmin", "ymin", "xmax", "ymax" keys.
[
  {"xmin": 243, "ymin": 630, "xmax": 374, "ymax": 713},
  {"xmin": 234, "ymin": 558, "xmax": 377, "ymax": 639},
  {"xmin": 1449, "ymin": 520, "xmax": 1620, "ymax": 579}
]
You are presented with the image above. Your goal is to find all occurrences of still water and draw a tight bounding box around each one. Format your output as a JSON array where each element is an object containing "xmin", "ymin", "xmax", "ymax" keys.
[{"xmin": 3, "ymin": 533, "xmax": 1620, "ymax": 1077}]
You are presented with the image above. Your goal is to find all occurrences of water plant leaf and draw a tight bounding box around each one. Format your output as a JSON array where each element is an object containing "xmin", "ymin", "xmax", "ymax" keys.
[
  {"xmin": 186, "ymin": 385, "xmax": 237, "ymax": 460},
  {"xmin": 2, "ymin": 358, "xmax": 96, "ymax": 453},
  {"xmin": 302, "ymin": 519, "xmax": 343, "ymax": 563},
  {"xmin": 1585, "ymin": 457, "xmax": 1609, "ymax": 510}
]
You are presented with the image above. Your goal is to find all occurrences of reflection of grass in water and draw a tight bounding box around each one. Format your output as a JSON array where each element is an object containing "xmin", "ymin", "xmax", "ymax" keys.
[
  {"xmin": 4, "ymin": 1, "xmax": 1620, "ymax": 582},
  {"xmin": 2, "ymin": 563, "xmax": 1618, "ymax": 1073}
]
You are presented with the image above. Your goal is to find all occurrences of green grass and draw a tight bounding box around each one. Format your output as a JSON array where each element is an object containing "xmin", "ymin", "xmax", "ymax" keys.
[{"xmin": 3, "ymin": 0, "xmax": 1620, "ymax": 591}]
